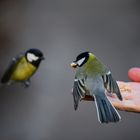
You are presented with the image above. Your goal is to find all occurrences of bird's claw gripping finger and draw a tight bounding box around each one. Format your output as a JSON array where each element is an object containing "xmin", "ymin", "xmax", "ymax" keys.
[{"xmin": 24, "ymin": 80, "xmax": 30, "ymax": 88}]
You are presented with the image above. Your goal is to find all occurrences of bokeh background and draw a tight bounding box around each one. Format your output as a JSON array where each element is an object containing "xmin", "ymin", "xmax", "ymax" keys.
[{"xmin": 0, "ymin": 0, "xmax": 140, "ymax": 140}]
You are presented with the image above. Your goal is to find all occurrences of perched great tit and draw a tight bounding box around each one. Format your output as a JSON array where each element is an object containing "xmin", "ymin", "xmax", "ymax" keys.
[
  {"xmin": 71, "ymin": 52, "xmax": 123, "ymax": 123},
  {"xmin": 1, "ymin": 48, "xmax": 44, "ymax": 87}
]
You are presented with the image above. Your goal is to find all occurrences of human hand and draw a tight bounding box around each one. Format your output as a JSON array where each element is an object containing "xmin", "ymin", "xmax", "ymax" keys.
[
  {"xmin": 82, "ymin": 67, "xmax": 140, "ymax": 113},
  {"xmin": 108, "ymin": 81, "xmax": 140, "ymax": 113}
]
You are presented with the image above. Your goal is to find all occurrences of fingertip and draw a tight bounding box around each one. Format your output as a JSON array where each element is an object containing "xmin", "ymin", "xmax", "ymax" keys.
[{"xmin": 128, "ymin": 67, "xmax": 140, "ymax": 82}]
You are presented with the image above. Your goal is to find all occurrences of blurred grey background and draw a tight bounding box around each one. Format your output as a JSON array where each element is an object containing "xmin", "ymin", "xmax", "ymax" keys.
[{"xmin": 0, "ymin": 0, "xmax": 140, "ymax": 140}]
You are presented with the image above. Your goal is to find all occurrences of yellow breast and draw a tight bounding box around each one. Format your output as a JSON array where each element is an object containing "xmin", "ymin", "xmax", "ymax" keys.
[{"xmin": 11, "ymin": 57, "xmax": 36, "ymax": 81}]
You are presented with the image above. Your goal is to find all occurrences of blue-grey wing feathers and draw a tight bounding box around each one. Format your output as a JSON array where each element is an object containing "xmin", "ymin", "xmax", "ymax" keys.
[
  {"xmin": 72, "ymin": 78, "xmax": 86, "ymax": 110},
  {"xmin": 102, "ymin": 71, "xmax": 122, "ymax": 100}
]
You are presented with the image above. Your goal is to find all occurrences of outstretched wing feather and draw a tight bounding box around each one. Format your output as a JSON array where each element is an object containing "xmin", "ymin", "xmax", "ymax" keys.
[
  {"xmin": 102, "ymin": 71, "xmax": 122, "ymax": 100},
  {"xmin": 1, "ymin": 54, "xmax": 23, "ymax": 83}
]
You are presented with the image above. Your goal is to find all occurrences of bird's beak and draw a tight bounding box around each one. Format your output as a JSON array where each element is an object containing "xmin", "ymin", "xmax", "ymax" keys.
[{"xmin": 71, "ymin": 62, "xmax": 78, "ymax": 68}]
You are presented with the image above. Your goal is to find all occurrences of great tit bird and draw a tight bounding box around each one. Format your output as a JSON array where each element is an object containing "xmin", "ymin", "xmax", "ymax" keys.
[
  {"xmin": 1, "ymin": 48, "xmax": 44, "ymax": 87},
  {"xmin": 71, "ymin": 52, "xmax": 123, "ymax": 123}
]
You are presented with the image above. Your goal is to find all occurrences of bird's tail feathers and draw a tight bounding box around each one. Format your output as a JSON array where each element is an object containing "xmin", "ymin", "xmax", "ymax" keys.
[{"xmin": 94, "ymin": 94, "xmax": 121, "ymax": 123}]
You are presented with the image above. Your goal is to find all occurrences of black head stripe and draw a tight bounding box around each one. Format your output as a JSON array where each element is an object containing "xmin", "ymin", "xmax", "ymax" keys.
[
  {"xmin": 75, "ymin": 52, "xmax": 89, "ymax": 67},
  {"xmin": 25, "ymin": 48, "xmax": 44, "ymax": 67},
  {"xmin": 26, "ymin": 48, "xmax": 43, "ymax": 58}
]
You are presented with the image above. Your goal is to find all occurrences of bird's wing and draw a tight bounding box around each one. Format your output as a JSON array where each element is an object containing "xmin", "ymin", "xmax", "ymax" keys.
[
  {"xmin": 72, "ymin": 77, "xmax": 87, "ymax": 110},
  {"xmin": 1, "ymin": 54, "xmax": 23, "ymax": 83},
  {"xmin": 102, "ymin": 71, "xmax": 122, "ymax": 100}
]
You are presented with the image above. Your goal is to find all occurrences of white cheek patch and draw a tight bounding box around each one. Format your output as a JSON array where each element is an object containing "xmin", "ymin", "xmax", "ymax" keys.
[
  {"xmin": 77, "ymin": 58, "xmax": 85, "ymax": 66},
  {"xmin": 27, "ymin": 53, "xmax": 39, "ymax": 62}
]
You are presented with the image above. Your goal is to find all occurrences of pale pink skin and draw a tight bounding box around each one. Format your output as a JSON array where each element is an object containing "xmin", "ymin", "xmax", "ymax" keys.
[
  {"xmin": 128, "ymin": 67, "xmax": 140, "ymax": 82},
  {"xmin": 82, "ymin": 68, "xmax": 140, "ymax": 113},
  {"xmin": 108, "ymin": 81, "xmax": 140, "ymax": 113}
]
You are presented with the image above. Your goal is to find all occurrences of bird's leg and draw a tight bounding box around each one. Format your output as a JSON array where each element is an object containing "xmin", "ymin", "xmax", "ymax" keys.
[
  {"xmin": 24, "ymin": 79, "xmax": 31, "ymax": 88},
  {"xmin": 82, "ymin": 95, "xmax": 94, "ymax": 101}
]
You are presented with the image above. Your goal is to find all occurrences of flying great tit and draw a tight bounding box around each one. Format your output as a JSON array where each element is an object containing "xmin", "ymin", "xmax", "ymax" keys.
[
  {"xmin": 1, "ymin": 48, "xmax": 44, "ymax": 87},
  {"xmin": 71, "ymin": 52, "xmax": 123, "ymax": 123}
]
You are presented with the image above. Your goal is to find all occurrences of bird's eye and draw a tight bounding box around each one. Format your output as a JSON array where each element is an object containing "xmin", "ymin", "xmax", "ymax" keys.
[
  {"xmin": 77, "ymin": 57, "xmax": 85, "ymax": 66},
  {"xmin": 27, "ymin": 53, "xmax": 39, "ymax": 62}
]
